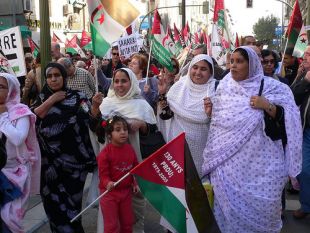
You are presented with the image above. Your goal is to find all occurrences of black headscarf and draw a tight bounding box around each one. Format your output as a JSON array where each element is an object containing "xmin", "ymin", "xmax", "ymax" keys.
[{"xmin": 41, "ymin": 62, "xmax": 68, "ymax": 101}]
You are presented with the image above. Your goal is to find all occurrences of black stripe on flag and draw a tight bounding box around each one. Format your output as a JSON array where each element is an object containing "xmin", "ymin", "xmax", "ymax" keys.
[{"xmin": 184, "ymin": 141, "xmax": 221, "ymax": 233}]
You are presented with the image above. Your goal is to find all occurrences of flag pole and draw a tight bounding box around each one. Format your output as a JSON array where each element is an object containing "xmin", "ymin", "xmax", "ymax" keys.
[
  {"xmin": 93, "ymin": 56, "xmax": 99, "ymax": 93},
  {"xmin": 70, "ymin": 172, "xmax": 131, "ymax": 223},
  {"xmin": 145, "ymin": 40, "xmax": 153, "ymax": 85},
  {"xmin": 279, "ymin": 37, "xmax": 289, "ymax": 75}
]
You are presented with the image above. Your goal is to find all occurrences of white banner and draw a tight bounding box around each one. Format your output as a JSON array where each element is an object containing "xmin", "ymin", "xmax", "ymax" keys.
[
  {"xmin": 118, "ymin": 34, "xmax": 139, "ymax": 59},
  {"xmin": 0, "ymin": 26, "xmax": 26, "ymax": 77}
]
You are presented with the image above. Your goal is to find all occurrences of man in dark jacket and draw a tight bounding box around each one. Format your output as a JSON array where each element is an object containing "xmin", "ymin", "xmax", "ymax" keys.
[
  {"xmin": 101, "ymin": 46, "xmax": 125, "ymax": 78},
  {"xmin": 290, "ymin": 45, "xmax": 310, "ymax": 219}
]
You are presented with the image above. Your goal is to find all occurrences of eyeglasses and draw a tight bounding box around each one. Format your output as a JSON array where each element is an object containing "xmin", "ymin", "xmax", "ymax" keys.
[
  {"xmin": 112, "ymin": 52, "xmax": 119, "ymax": 56},
  {"xmin": 262, "ymin": 59, "xmax": 275, "ymax": 65}
]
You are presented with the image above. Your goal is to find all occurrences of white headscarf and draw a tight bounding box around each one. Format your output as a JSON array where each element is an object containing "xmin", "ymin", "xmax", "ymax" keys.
[
  {"xmin": 100, "ymin": 68, "xmax": 156, "ymax": 124},
  {"xmin": 164, "ymin": 54, "xmax": 216, "ymax": 177},
  {"xmin": 167, "ymin": 54, "xmax": 216, "ymax": 123},
  {"xmin": 99, "ymin": 68, "xmax": 156, "ymax": 162}
]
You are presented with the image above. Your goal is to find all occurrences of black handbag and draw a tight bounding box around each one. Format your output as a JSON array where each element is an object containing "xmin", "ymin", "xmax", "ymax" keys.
[
  {"xmin": 140, "ymin": 127, "xmax": 166, "ymax": 159},
  {"xmin": 0, "ymin": 134, "xmax": 7, "ymax": 169}
]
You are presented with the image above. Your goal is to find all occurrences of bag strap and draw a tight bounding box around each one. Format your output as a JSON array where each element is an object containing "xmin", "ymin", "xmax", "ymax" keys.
[
  {"xmin": 215, "ymin": 80, "xmax": 219, "ymax": 91},
  {"xmin": 1, "ymin": 134, "xmax": 6, "ymax": 144},
  {"xmin": 258, "ymin": 79, "xmax": 264, "ymax": 96}
]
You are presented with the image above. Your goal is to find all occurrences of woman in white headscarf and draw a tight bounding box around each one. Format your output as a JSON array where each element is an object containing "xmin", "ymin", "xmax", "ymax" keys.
[
  {"xmin": 157, "ymin": 54, "xmax": 216, "ymax": 178},
  {"xmin": 202, "ymin": 46, "xmax": 302, "ymax": 233},
  {"xmin": 96, "ymin": 68, "xmax": 156, "ymax": 233}
]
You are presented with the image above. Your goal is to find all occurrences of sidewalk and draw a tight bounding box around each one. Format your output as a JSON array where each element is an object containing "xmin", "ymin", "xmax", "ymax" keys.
[
  {"xmin": 24, "ymin": 180, "xmax": 310, "ymax": 233},
  {"xmin": 24, "ymin": 174, "xmax": 93, "ymax": 233}
]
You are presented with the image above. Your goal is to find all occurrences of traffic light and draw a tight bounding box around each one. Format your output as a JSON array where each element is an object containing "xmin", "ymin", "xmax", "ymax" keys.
[
  {"xmin": 246, "ymin": 0, "xmax": 253, "ymax": 8},
  {"xmin": 202, "ymin": 1, "xmax": 209, "ymax": 14}
]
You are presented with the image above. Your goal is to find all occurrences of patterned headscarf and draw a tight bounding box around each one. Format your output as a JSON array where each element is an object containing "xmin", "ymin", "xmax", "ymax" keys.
[
  {"xmin": 203, "ymin": 46, "xmax": 302, "ymax": 178},
  {"xmin": 0, "ymin": 72, "xmax": 41, "ymax": 194}
]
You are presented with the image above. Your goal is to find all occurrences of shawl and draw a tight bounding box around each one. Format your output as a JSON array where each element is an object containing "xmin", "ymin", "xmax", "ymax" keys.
[
  {"xmin": 202, "ymin": 46, "xmax": 302, "ymax": 178},
  {"xmin": 34, "ymin": 65, "xmax": 96, "ymax": 169},
  {"xmin": 0, "ymin": 72, "xmax": 41, "ymax": 194},
  {"xmin": 99, "ymin": 68, "xmax": 156, "ymax": 161},
  {"xmin": 164, "ymin": 54, "xmax": 216, "ymax": 177}
]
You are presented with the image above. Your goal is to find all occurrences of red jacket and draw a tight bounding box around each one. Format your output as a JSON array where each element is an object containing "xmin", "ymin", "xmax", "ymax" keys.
[{"xmin": 97, "ymin": 143, "xmax": 138, "ymax": 191}]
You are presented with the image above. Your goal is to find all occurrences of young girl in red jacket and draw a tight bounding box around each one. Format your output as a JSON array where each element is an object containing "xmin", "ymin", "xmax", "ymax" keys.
[{"xmin": 97, "ymin": 115, "xmax": 139, "ymax": 233}]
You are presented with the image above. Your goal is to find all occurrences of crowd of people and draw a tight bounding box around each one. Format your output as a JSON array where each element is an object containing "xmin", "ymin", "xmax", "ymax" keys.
[{"xmin": 0, "ymin": 34, "xmax": 309, "ymax": 233}]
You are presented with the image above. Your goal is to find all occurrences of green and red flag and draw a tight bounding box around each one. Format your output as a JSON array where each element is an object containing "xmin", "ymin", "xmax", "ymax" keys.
[
  {"xmin": 293, "ymin": 25, "xmax": 308, "ymax": 58},
  {"xmin": 130, "ymin": 133, "xmax": 220, "ymax": 233},
  {"xmin": 52, "ymin": 32, "xmax": 62, "ymax": 43},
  {"xmin": 211, "ymin": 0, "xmax": 226, "ymax": 66},
  {"xmin": 27, "ymin": 36, "xmax": 39, "ymax": 58},
  {"xmin": 65, "ymin": 35, "xmax": 86, "ymax": 57},
  {"xmin": 285, "ymin": 0, "xmax": 303, "ymax": 52},
  {"xmin": 173, "ymin": 23, "xmax": 184, "ymax": 52},
  {"xmin": 150, "ymin": 9, "xmax": 174, "ymax": 72},
  {"xmin": 284, "ymin": 1, "xmax": 307, "ymax": 55},
  {"xmin": 87, "ymin": 0, "xmax": 140, "ymax": 56},
  {"xmin": 80, "ymin": 30, "xmax": 92, "ymax": 48},
  {"xmin": 182, "ymin": 21, "xmax": 191, "ymax": 46},
  {"xmin": 163, "ymin": 26, "xmax": 181, "ymax": 57}
]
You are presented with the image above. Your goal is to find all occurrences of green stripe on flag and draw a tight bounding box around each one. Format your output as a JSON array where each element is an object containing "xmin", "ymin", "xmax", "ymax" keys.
[
  {"xmin": 83, "ymin": 42, "xmax": 93, "ymax": 51},
  {"xmin": 136, "ymin": 177, "xmax": 186, "ymax": 233},
  {"xmin": 150, "ymin": 35, "xmax": 174, "ymax": 72},
  {"xmin": 90, "ymin": 24, "xmax": 110, "ymax": 57},
  {"xmin": 287, "ymin": 30, "xmax": 299, "ymax": 48},
  {"xmin": 66, "ymin": 47, "xmax": 78, "ymax": 55}
]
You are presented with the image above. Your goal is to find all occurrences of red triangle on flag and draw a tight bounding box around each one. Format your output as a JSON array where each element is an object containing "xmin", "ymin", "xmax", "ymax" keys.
[
  {"xmin": 65, "ymin": 35, "xmax": 78, "ymax": 48},
  {"xmin": 80, "ymin": 30, "xmax": 92, "ymax": 47},
  {"xmin": 130, "ymin": 133, "xmax": 185, "ymax": 189},
  {"xmin": 152, "ymin": 9, "xmax": 161, "ymax": 35}
]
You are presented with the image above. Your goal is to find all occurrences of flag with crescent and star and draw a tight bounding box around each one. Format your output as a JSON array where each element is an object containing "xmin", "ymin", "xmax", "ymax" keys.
[
  {"xmin": 87, "ymin": 0, "xmax": 140, "ymax": 56},
  {"xmin": 293, "ymin": 25, "xmax": 308, "ymax": 58}
]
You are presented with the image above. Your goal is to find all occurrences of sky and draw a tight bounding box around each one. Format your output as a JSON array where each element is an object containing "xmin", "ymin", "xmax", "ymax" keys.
[{"xmin": 225, "ymin": 0, "xmax": 284, "ymax": 36}]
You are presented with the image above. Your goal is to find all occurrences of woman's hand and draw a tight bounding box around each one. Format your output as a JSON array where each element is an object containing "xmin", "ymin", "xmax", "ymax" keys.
[
  {"xmin": 106, "ymin": 181, "xmax": 115, "ymax": 191},
  {"xmin": 48, "ymin": 91, "xmax": 66, "ymax": 104},
  {"xmin": 143, "ymin": 84, "xmax": 150, "ymax": 94},
  {"xmin": 92, "ymin": 92, "xmax": 104, "ymax": 109},
  {"xmin": 290, "ymin": 177, "xmax": 300, "ymax": 191},
  {"xmin": 204, "ymin": 97, "xmax": 212, "ymax": 117},
  {"xmin": 250, "ymin": 96, "xmax": 269, "ymax": 110},
  {"xmin": 158, "ymin": 77, "xmax": 168, "ymax": 95},
  {"xmin": 129, "ymin": 119, "xmax": 146, "ymax": 132},
  {"xmin": 133, "ymin": 184, "xmax": 140, "ymax": 194}
]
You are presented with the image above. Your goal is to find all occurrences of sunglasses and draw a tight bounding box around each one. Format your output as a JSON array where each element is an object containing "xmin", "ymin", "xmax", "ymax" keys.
[{"xmin": 112, "ymin": 52, "xmax": 119, "ymax": 56}]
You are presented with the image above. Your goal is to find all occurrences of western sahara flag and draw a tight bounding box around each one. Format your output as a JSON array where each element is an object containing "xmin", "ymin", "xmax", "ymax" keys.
[
  {"xmin": 285, "ymin": 0, "xmax": 302, "ymax": 53},
  {"xmin": 151, "ymin": 9, "xmax": 174, "ymax": 72},
  {"xmin": 87, "ymin": 0, "xmax": 140, "ymax": 56},
  {"xmin": 130, "ymin": 133, "xmax": 220, "ymax": 233},
  {"xmin": 293, "ymin": 25, "xmax": 308, "ymax": 58}
]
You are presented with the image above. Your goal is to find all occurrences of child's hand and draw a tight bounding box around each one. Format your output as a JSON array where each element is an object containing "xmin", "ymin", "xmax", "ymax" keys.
[
  {"xmin": 106, "ymin": 181, "xmax": 115, "ymax": 191},
  {"xmin": 133, "ymin": 185, "xmax": 140, "ymax": 194}
]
